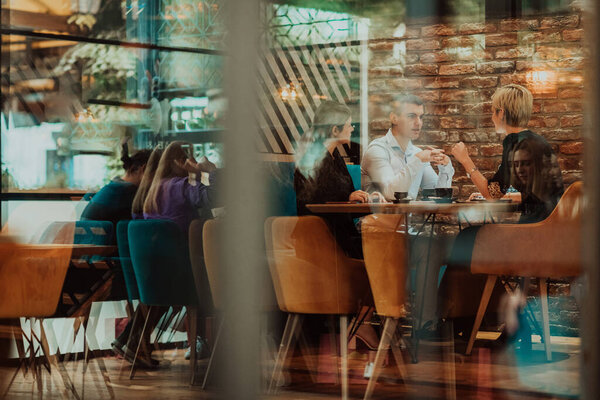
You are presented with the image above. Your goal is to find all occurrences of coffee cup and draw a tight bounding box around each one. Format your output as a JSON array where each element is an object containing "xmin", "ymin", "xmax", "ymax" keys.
[
  {"xmin": 394, "ymin": 192, "xmax": 408, "ymax": 201},
  {"xmin": 435, "ymin": 188, "xmax": 453, "ymax": 198}
]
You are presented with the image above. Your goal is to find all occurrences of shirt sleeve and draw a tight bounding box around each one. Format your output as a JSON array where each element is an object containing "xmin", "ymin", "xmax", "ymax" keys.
[
  {"xmin": 420, "ymin": 161, "xmax": 455, "ymax": 189},
  {"xmin": 183, "ymin": 170, "xmax": 221, "ymax": 209},
  {"xmin": 362, "ymin": 143, "xmax": 424, "ymax": 200}
]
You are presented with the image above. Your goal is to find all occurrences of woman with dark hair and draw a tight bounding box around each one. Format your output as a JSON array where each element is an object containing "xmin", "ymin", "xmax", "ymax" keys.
[
  {"xmin": 81, "ymin": 141, "xmax": 152, "ymax": 227},
  {"xmin": 510, "ymin": 138, "xmax": 563, "ymax": 224},
  {"xmin": 143, "ymin": 141, "xmax": 219, "ymax": 233},
  {"xmin": 131, "ymin": 146, "xmax": 163, "ymax": 219}
]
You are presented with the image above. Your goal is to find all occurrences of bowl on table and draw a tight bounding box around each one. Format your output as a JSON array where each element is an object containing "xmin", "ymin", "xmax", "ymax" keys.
[{"xmin": 393, "ymin": 191, "xmax": 410, "ymax": 204}]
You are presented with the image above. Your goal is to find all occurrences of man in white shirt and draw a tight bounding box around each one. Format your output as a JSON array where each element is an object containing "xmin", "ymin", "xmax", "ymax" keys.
[{"xmin": 362, "ymin": 94, "xmax": 454, "ymax": 200}]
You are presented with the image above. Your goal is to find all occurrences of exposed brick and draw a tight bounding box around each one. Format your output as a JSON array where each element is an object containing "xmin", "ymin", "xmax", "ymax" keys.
[
  {"xmin": 420, "ymin": 52, "xmax": 453, "ymax": 63},
  {"xmin": 369, "ymin": 66, "xmax": 404, "ymax": 76},
  {"xmin": 461, "ymin": 102, "xmax": 492, "ymax": 115},
  {"xmin": 369, "ymin": 119, "xmax": 389, "ymax": 130},
  {"xmin": 414, "ymin": 90, "xmax": 441, "ymax": 102},
  {"xmin": 533, "ymin": 101, "xmax": 542, "ymax": 113},
  {"xmin": 389, "ymin": 77, "xmax": 423, "ymax": 90},
  {"xmin": 485, "ymin": 33, "xmax": 518, "ymax": 46},
  {"xmin": 562, "ymin": 171, "xmax": 583, "ymax": 184},
  {"xmin": 532, "ymin": 90, "xmax": 559, "ymax": 100},
  {"xmin": 542, "ymin": 100, "xmax": 583, "ymax": 113},
  {"xmin": 558, "ymin": 156, "xmax": 583, "ymax": 170},
  {"xmin": 440, "ymin": 116, "xmax": 476, "ymax": 129},
  {"xmin": 458, "ymin": 22, "xmax": 497, "ymax": 34},
  {"xmin": 460, "ymin": 76, "xmax": 498, "ymax": 88},
  {"xmin": 495, "ymin": 46, "xmax": 535, "ymax": 59},
  {"xmin": 440, "ymin": 89, "xmax": 478, "ymax": 102},
  {"xmin": 540, "ymin": 15, "xmax": 579, "ymax": 29},
  {"xmin": 500, "ymin": 19, "xmax": 539, "ymax": 31},
  {"xmin": 442, "ymin": 35, "xmax": 482, "ymax": 48},
  {"xmin": 559, "ymin": 88, "xmax": 584, "ymax": 99},
  {"xmin": 421, "ymin": 24, "xmax": 457, "ymax": 37},
  {"xmin": 480, "ymin": 144, "xmax": 504, "ymax": 156},
  {"xmin": 478, "ymin": 116, "xmax": 495, "ymax": 127},
  {"xmin": 459, "ymin": 184, "xmax": 478, "ymax": 197},
  {"xmin": 519, "ymin": 31, "xmax": 562, "ymax": 44},
  {"xmin": 563, "ymin": 29, "xmax": 583, "ymax": 42},
  {"xmin": 426, "ymin": 104, "xmax": 460, "ymax": 115},
  {"xmin": 540, "ymin": 128, "xmax": 582, "ymax": 141},
  {"xmin": 369, "ymin": 40, "xmax": 396, "ymax": 51},
  {"xmin": 528, "ymin": 115, "xmax": 560, "ymax": 128},
  {"xmin": 499, "ymin": 73, "xmax": 529, "ymax": 85},
  {"xmin": 421, "ymin": 130, "xmax": 448, "ymax": 141},
  {"xmin": 471, "ymin": 157, "xmax": 501, "ymax": 170},
  {"xmin": 422, "ymin": 116, "xmax": 440, "ymax": 129},
  {"xmin": 477, "ymin": 61, "xmax": 515, "ymax": 74},
  {"xmin": 560, "ymin": 114, "xmax": 583, "ymax": 127},
  {"xmin": 559, "ymin": 141, "xmax": 583, "ymax": 154},
  {"xmin": 404, "ymin": 64, "xmax": 438, "ymax": 76},
  {"xmin": 406, "ymin": 38, "xmax": 441, "ymax": 50},
  {"xmin": 422, "ymin": 77, "xmax": 461, "ymax": 89},
  {"xmin": 439, "ymin": 63, "xmax": 477, "ymax": 75},
  {"xmin": 535, "ymin": 45, "xmax": 584, "ymax": 60},
  {"xmin": 459, "ymin": 131, "xmax": 500, "ymax": 142}
]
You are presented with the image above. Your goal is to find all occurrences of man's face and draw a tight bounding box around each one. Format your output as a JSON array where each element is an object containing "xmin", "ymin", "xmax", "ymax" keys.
[{"xmin": 391, "ymin": 103, "xmax": 424, "ymax": 140}]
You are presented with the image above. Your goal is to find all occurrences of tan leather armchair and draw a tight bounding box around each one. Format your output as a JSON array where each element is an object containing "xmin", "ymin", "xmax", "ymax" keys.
[
  {"xmin": 467, "ymin": 181, "xmax": 582, "ymax": 360},
  {"xmin": 265, "ymin": 216, "xmax": 371, "ymax": 399},
  {"xmin": 361, "ymin": 214, "xmax": 408, "ymax": 400}
]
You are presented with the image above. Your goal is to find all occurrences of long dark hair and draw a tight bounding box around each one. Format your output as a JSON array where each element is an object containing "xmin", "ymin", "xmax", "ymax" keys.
[
  {"xmin": 143, "ymin": 141, "xmax": 190, "ymax": 214},
  {"xmin": 131, "ymin": 146, "xmax": 163, "ymax": 216},
  {"xmin": 510, "ymin": 137, "xmax": 560, "ymax": 201},
  {"xmin": 121, "ymin": 142, "xmax": 152, "ymax": 174}
]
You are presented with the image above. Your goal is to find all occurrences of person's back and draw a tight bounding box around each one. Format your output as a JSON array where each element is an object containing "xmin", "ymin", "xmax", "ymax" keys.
[{"xmin": 81, "ymin": 178, "xmax": 137, "ymax": 227}]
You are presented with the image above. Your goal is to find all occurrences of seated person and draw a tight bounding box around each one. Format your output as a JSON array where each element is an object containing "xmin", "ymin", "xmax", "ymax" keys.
[
  {"xmin": 294, "ymin": 100, "xmax": 368, "ymax": 259},
  {"xmin": 131, "ymin": 146, "xmax": 163, "ymax": 219},
  {"xmin": 81, "ymin": 141, "xmax": 152, "ymax": 229},
  {"xmin": 361, "ymin": 93, "xmax": 454, "ymax": 200},
  {"xmin": 441, "ymin": 84, "xmax": 564, "ymax": 344},
  {"xmin": 143, "ymin": 141, "xmax": 219, "ymax": 234}
]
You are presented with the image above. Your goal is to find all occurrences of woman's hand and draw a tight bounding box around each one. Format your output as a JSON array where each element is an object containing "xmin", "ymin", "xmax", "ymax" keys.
[
  {"xmin": 349, "ymin": 190, "xmax": 369, "ymax": 203},
  {"xmin": 451, "ymin": 142, "xmax": 470, "ymax": 165},
  {"xmin": 195, "ymin": 156, "xmax": 217, "ymax": 173}
]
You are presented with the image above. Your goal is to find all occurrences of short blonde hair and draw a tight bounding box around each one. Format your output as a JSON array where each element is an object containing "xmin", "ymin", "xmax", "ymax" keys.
[{"xmin": 491, "ymin": 84, "xmax": 533, "ymax": 127}]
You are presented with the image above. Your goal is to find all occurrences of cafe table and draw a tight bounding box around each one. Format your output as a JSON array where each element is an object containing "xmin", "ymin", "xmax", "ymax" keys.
[{"xmin": 306, "ymin": 200, "xmax": 520, "ymax": 362}]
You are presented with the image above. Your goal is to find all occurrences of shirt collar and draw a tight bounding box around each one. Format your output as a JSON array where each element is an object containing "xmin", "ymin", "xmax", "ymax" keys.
[{"xmin": 385, "ymin": 129, "xmax": 417, "ymax": 156}]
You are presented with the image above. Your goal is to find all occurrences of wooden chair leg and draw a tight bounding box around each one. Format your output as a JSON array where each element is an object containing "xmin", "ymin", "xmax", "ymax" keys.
[
  {"xmin": 539, "ymin": 278, "xmax": 552, "ymax": 362},
  {"xmin": 269, "ymin": 314, "xmax": 302, "ymax": 394},
  {"xmin": 466, "ymin": 275, "xmax": 498, "ymax": 355},
  {"xmin": 339, "ymin": 315, "xmax": 349, "ymax": 400},
  {"xmin": 189, "ymin": 307, "xmax": 198, "ymax": 385},
  {"xmin": 390, "ymin": 319, "xmax": 408, "ymax": 383},
  {"xmin": 202, "ymin": 317, "xmax": 224, "ymax": 389},
  {"xmin": 363, "ymin": 317, "xmax": 398, "ymax": 400},
  {"xmin": 130, "ymin": 306, "xmax": 153, "ymax": 380}
]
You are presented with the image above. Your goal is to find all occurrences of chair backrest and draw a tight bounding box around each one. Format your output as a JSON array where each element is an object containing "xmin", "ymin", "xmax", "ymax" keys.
[
  {"xmin": 128, "ymin": 219, "xmax": 198, "ymax": 307},
  {"xmin": 361, "ymin": 214, "xmax": 407, "ymax": 318},
  {"xmin": 195, "ymin": 219, "xmax": 222, "ymax": 310},
  {"xmin": 38, "ymin": 220, "xmax": 113, "ymax": 245},
  {"xmin": 0, "ymin": 242, "xmax": 73, "ymax": 318},
  {"xmin": 264, "ymin": 215, "xmax": 369, "ymax": 315},
  {"xmin": 472, "ymin": 181, "xmax": 583, "ymax": 278},
  {"xmin": 188, "ymin": 219, "xmax": 215, "ymax": 311},
  {"xmin": 116, "ymin": 220, "xmax": 139, "ymax": 301}
]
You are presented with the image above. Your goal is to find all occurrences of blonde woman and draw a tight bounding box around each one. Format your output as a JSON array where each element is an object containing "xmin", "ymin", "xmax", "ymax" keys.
[{"xmin": 131, "ymin": 146, "xmax": 163, "ymax": 219}]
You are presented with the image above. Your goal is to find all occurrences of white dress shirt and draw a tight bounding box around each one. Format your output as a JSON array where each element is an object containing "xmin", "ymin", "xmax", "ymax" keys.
[{"xmin": 361, "ymin": 129, "xmax": 454, "ymax": 200}]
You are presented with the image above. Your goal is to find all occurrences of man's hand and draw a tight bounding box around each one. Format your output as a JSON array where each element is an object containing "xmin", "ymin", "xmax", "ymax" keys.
[
  {"xmin": 415, "ymin": 148, "xmax": 445, "ymax": 163},
  {"xmin": 451, "ymin": 142, "xmax": 470, "ymax": 165},
  {"xmin": 349, "ymin": 190, "xmax": 369, "ymax": 203}
]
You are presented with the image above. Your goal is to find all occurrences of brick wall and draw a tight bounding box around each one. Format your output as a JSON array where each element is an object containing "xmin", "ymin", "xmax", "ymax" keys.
[
  {"xmin": 367, "ymin": 8, "xmax": 584, "ymax": 199},
  {"xmin": 366, "ymin": 6, "xmax": 584, "ymax": 336}
]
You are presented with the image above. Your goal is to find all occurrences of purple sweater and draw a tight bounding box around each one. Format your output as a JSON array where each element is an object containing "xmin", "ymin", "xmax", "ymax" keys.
[{"xmin": 143, "ymin": 173, "xmax": 218, "ymax": 233}]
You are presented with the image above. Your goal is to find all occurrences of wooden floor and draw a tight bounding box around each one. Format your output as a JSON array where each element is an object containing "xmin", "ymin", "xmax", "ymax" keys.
[{"xmin": 0, "ymin": 333, "xmax": 580, "ymax": 399}]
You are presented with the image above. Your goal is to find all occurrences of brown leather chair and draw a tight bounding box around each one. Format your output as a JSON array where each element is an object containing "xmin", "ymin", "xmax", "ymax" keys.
[
  {"xmin": 466, "ymin": 181, "xmax": 583, "ymax": 360},
  {"xmin": 265, "ymin": 216, "xmax": 371, "ymax": 399},
  {"xmin": 361, "ymin": 214, "xmax": 408, "ymax": 400},
  {"xmin": 0, "ymin": 240, "xmax": 77, "ymax": 398}
]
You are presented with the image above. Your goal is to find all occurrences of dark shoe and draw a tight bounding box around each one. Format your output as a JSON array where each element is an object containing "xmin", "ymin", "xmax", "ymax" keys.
[
  {"xmin": 115, "ymin": 341, "xmax": 159, "ymax": 368},
  {"xmin": 416, "ymin": 320, "xmax": 445, "ymax": 341}
]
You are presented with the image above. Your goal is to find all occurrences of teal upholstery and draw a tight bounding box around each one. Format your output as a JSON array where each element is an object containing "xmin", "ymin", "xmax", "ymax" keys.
[
  {"xmin": 264, "ymin": 161, "xmax": 361, "ymax": 217},
  {"xmin": 128, "ymin": 219, "xmax": 198, "ymax": 307},
  {"xmin": 116, "ymin": 220, "xmax": 139, "ymax": 301},
  {"xmin": 346, "ymin": 164, "xmax": 361, "ymax": 191}
]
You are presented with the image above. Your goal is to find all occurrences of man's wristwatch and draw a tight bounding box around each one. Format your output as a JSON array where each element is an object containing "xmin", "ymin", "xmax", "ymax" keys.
[{"xmin": 466, "ymin": 166, "xmax": 478, "ymax": 179}]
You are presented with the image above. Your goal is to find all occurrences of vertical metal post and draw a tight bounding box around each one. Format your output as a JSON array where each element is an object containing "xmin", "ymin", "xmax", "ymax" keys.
[
  {"xmin": 582, "ymin": 1, "xmax": 599, "ymax": 399},
  {"xmin": 218, "ymin": 0, "xmax": 262, "ymax": 398}
]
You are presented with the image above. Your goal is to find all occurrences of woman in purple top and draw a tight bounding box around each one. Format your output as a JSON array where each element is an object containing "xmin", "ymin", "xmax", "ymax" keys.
[{"xmin": 143, "ymin": 141, "xmax": 219, "ymax": 233}]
